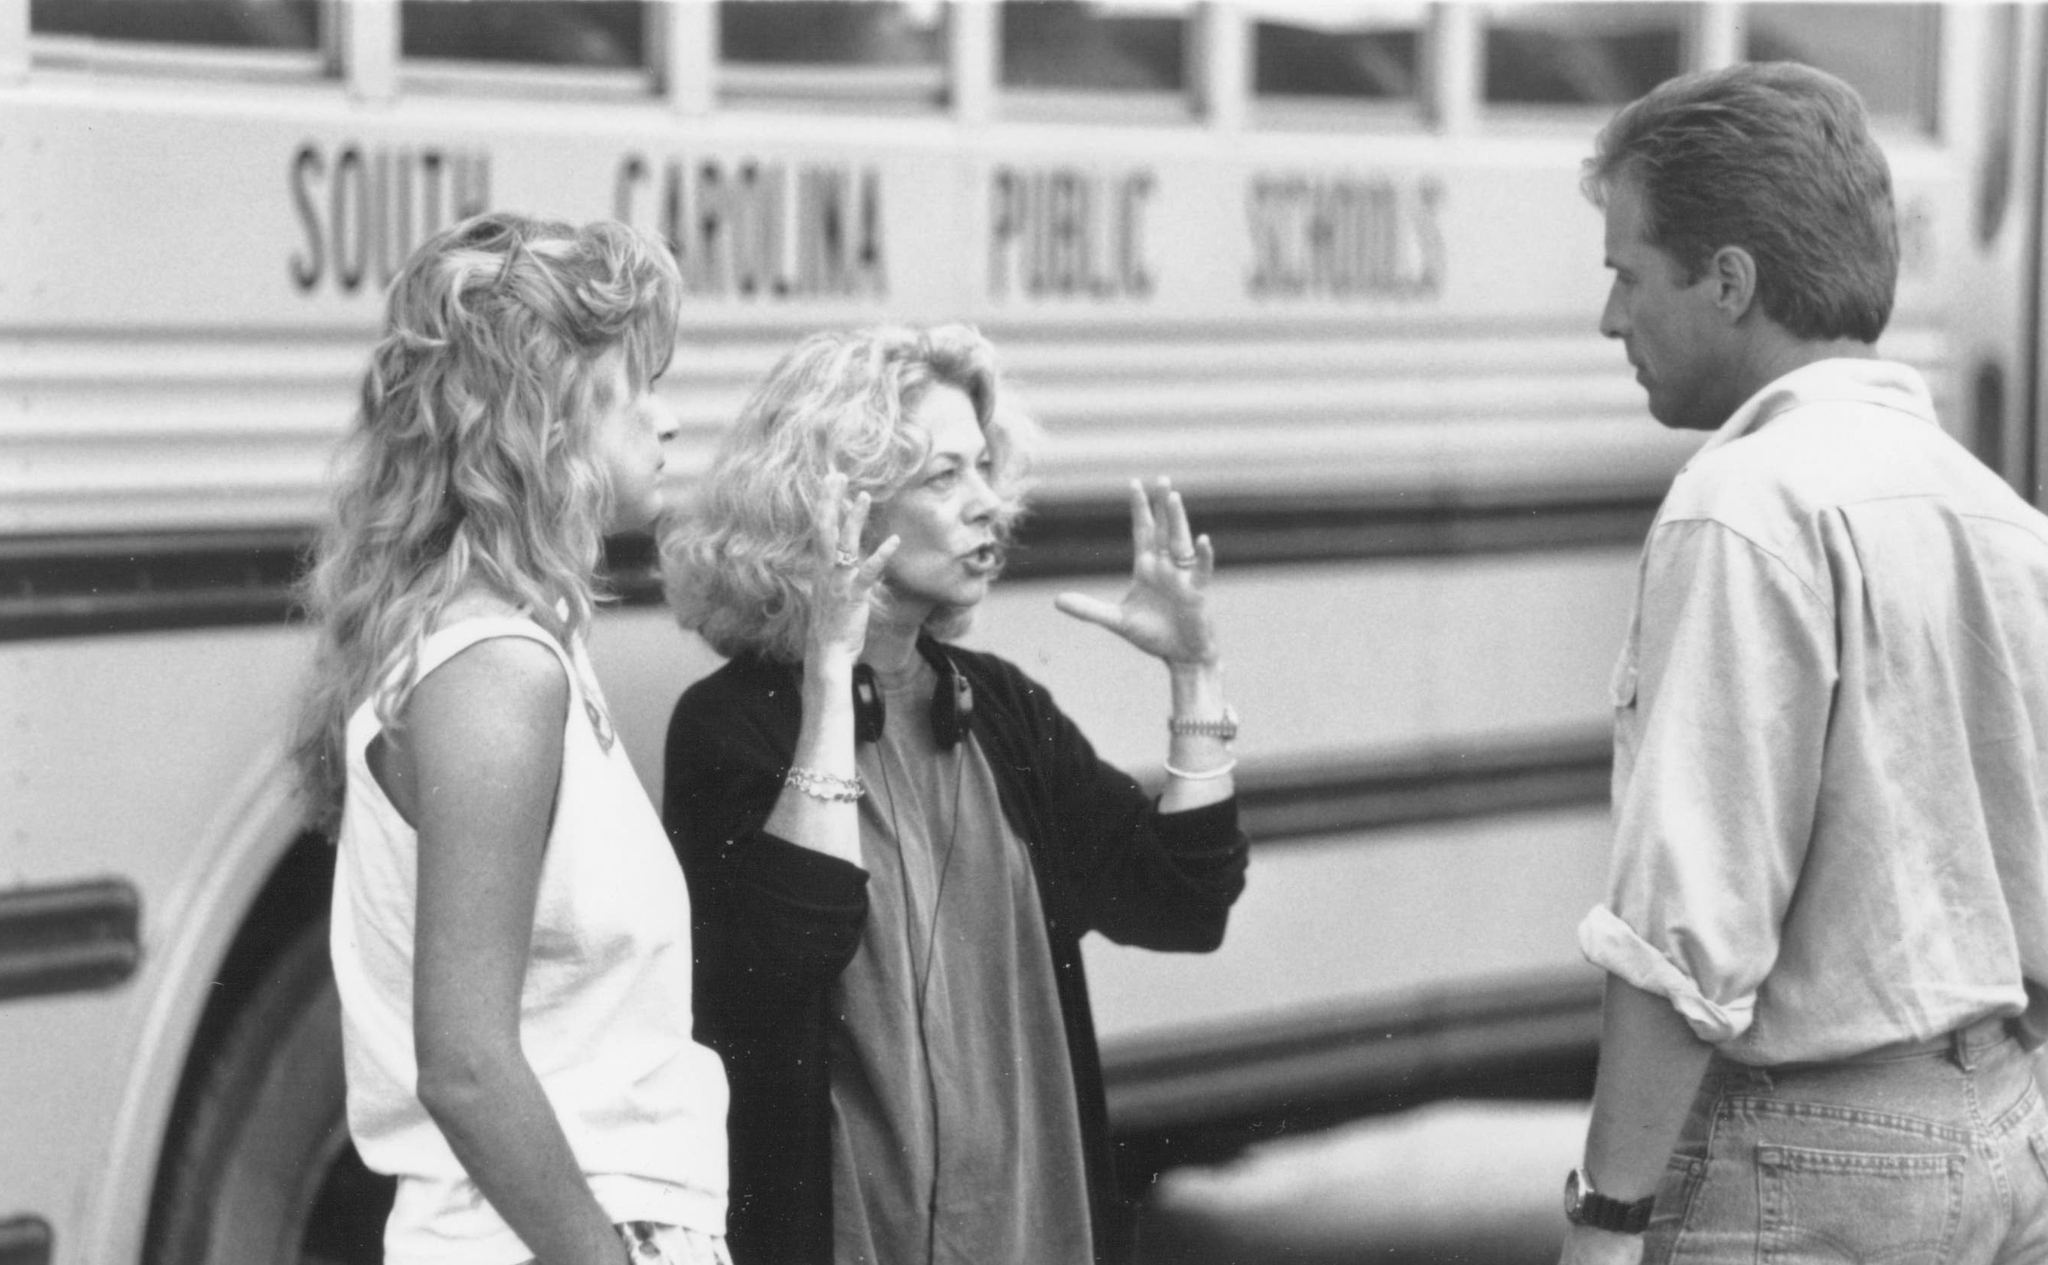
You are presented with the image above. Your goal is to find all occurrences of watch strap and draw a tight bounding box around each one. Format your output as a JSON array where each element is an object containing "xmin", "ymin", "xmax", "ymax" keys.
[
  {"xmin": 1565, "ymin": 1168, "xmax": 1655, "ymax": 1234},
  {"xmin": 1169, "ymin": 704, "xmax": 1239, "ymax": 741}
]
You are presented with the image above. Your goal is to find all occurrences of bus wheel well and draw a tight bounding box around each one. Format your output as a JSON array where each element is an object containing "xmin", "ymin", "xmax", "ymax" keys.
[
  {"xmin": 155, "ymin": 829, "xmax": 336, "ymax": 1137},
  {"xmin": 142, "ymin": 830, "xmax": 356, "ymax": 1262}
]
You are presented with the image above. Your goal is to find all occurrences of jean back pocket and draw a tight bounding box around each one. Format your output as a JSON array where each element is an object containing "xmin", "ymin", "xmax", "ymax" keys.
[{"xmin": 1756, "ymin": 1143, "xmax": 1962, "ymax": 1265}]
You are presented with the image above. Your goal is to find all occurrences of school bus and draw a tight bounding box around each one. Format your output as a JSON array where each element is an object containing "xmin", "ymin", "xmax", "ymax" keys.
[{"xmin": 2, "ymin": 3, "xmax": 2042, "ymax": 1262}]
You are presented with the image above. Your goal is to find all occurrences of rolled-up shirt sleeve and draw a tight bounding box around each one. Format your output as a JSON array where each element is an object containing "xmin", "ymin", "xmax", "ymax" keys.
[{"xmin": 1582, "ymin": 516, "xmax": 1837, "ymax": 1045}]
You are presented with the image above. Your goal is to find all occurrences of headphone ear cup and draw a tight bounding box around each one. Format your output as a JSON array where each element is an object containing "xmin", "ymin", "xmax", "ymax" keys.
[
  {"xmin": 853, "ymin": 664, "xmax": 886, "ymax": 744},
  {"xmin": 929, "ymin": 663, "xmax": 972, "ymax": 750}
]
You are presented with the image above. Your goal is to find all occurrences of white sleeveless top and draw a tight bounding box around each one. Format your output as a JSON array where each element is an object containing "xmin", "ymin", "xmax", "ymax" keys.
[{"xmin": 329, "ymin": 615, "xmax": 728, "ymax": 1265}]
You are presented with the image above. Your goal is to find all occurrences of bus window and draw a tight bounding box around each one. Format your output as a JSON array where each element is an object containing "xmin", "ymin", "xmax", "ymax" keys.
[
  {"xmin": 400, "ymin": 1, "xmax": 652, "ymax": 98},
  {"xmin": 402, "ymin": 2, "xmax": 645, "ymax": 68},
  {"xmin": 1000, "ymin": 0, "xmax": 1192, "ymax": 121},
  {"xmin": 1249, "ymin": 0, "xmax": 1426, "ymax": 127},
  {"xmin": 29, "ymin": 0, "xmax": 326, "ymax": 77},
  {"xmin": 1482, "ymin": 2, "xmax": 1685, "ymax": 109},
  {"xmin": 30, "ymin": 0, "xmax": 321, "ymax": 49},
  {"xmin": 1741, "ymin": 4, "xmax": 1940, "ymax": 135},
  {"xmin": 719, "ymin": 1, "xmax": 947, "ymax": 110}
]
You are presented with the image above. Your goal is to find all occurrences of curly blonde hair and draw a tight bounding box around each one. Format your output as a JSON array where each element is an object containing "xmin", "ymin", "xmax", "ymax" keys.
[
  {"xmin": 293, "ymin": 212, "xmax": 680, "ymax": 830},
  {"xmin": 663, "ymin": 324, "xmax": 1036, "ymax": 662}
]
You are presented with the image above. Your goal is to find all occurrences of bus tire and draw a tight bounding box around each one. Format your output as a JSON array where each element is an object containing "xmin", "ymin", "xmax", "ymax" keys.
[{"xmin": 148, "ymin": 915, "xmax": 388, "ymax": 1265}]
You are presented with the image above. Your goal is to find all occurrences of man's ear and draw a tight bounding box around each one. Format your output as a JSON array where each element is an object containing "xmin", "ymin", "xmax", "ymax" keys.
[{"xmin": 1709, "ymin": 245, "xmax": 1759, "ymax": 321}]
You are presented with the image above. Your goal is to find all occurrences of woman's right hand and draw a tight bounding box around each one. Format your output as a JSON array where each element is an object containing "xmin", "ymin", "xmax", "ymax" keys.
[
  {"xmin": 805, "ymin": 471, "xmax": 899, "ymax": 665},
  {"xmin": 772, "ymin": 473, "xmax": 897, "ymax": 869}
]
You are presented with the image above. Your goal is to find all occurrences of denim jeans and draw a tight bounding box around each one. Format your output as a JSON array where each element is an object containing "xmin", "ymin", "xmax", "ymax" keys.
[{"xmin": 1645, "ymin": 1018, "xmax": 2048, "ymax": 1265}]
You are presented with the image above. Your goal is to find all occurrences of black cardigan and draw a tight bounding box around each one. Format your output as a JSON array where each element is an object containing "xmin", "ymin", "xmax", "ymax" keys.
[{"xmin": 662, "ymin": 638, "xmax": 1249, "ymax": 1265}]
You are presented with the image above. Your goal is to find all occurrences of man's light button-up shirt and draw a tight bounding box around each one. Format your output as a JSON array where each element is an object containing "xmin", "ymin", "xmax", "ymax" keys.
[{"xmin": 1581, "ymin": 358, "xmax": 2048, "ymax": 1066}]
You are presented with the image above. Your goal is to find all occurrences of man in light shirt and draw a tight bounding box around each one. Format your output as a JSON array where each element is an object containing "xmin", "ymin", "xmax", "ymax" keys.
[{"xmin": 1561, "ymin": 62, "xmax": 2048, "ymax": 1265}]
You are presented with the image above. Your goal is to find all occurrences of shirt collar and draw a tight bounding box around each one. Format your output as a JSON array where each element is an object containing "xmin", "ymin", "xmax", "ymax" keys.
[{"xmin": 1691, "ymin": 357, "xmax": 1936, "ymax": 465}]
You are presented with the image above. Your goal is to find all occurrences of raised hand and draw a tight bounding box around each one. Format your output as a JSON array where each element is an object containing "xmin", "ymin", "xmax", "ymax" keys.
[
  {"xmin": 1055, "ymin": 477, "xmax": 1218, "ymax": 666},
  {"xmin": 806, "ymin": 472, "xmax": 900, "ymax": 665}
]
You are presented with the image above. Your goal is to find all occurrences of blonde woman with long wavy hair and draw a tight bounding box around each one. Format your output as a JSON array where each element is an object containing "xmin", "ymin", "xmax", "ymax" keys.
[
  {"xmin": 295, "ymin": 212, "xmax": 729, "ymax": 1265},
  {"xmin": 660, "ymin": 324, "xmax": 1249, "ymax": 1265}
]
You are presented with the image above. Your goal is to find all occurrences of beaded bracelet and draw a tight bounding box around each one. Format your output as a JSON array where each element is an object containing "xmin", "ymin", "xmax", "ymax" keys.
[
  {"xmin": 1162, "ymin": 757, "xmax": 1238, "ymax": 781},
  {"xmin": 785, "ymin": 766, "xmax": 867, "ymax": 802}
]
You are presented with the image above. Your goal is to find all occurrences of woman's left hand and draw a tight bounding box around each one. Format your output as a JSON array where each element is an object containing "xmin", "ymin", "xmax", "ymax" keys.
[{"xmin": 1055, "ymin": 477, "xmax": 1218, "ymax": 666}]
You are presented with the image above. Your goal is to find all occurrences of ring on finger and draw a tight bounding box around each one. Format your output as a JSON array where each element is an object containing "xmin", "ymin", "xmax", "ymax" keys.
[
  {"xmin": 834, "ymin": 548, "xmax": 860, "ymax": 569},
  {"xmin": 1169, "ymin": 551, "xmax": 1199, "ymax": 569}
]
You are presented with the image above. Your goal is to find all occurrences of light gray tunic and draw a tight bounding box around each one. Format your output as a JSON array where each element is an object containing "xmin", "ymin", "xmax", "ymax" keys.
[{"xmin": 829, "ymin": 658, "xmax": 1094, "ymax": 1265}]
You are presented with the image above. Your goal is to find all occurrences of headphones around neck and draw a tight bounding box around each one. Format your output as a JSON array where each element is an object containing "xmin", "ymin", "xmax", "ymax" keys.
[{"xmin": 852, "ymin": 647, "xmax": 973, "ymax": 749}]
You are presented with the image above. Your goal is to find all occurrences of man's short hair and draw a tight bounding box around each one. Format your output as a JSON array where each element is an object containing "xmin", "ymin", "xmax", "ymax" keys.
[{"xmin": 1585, "ymin": 61, "xmax": 1897, "ymax": 343}]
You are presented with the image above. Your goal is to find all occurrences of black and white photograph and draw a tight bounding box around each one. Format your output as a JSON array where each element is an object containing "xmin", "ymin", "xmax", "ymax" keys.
[{"xmin": 4, "ymin": 3, "xmax": 2047, "ymax": 1264}]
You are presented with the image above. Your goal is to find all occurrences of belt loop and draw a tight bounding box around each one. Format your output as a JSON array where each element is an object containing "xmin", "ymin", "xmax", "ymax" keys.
[{"xmin": 1951, "ymin": 1025, "xmax": 1977, "ymax": 1073}]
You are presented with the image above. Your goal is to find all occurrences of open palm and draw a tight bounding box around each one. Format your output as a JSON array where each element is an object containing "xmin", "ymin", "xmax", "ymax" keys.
[{"xmin": 1055, "ymin": 477, "xmax": 1218, "ymax": 666}]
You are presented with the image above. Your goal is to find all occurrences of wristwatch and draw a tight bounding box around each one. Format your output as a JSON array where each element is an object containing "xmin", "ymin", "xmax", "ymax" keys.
[
  {"xmin": 1563, "ymin": 1167, "xmax": 1655, "ymax": 1234},
  {"xmin": 1169, "ymin": 704, "xmax": 1239, "ymax": 741}
]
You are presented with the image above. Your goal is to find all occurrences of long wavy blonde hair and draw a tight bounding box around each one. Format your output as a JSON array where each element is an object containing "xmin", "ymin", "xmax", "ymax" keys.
[
  {"xmin": 663, "ymin": 324, "xmax": 1036, "ymax": 662},
  {"xmin": 294, "ymin": 212, "xmax": 680, "ymax": 831}
]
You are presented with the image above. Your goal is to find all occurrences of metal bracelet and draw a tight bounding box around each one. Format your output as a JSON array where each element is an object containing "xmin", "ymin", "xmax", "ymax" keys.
[
  {"xmin": 784, "ymin": 766, "xmax": 867, "ymax": 802},
  {"xmin": 1168, "ymin": 703, "xmax": 1240, "ymax": 742}
]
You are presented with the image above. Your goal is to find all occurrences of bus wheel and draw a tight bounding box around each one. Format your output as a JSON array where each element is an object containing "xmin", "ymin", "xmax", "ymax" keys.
[{"xmin": 148, "ymin": 917, "xmax": 392, "ymax": 1265}]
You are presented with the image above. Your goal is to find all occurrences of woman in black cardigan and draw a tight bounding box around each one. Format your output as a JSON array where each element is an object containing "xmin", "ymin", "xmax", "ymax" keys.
[{"xmin": 659, "ymin": 324, "xmax": 1249, "ymax": 1265}]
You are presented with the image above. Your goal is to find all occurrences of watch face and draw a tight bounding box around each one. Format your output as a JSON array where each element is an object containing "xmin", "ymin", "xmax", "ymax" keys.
[{"xmin": 1563, "ymin": 1168, "xmax": 1585, "ymax": 1218}]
